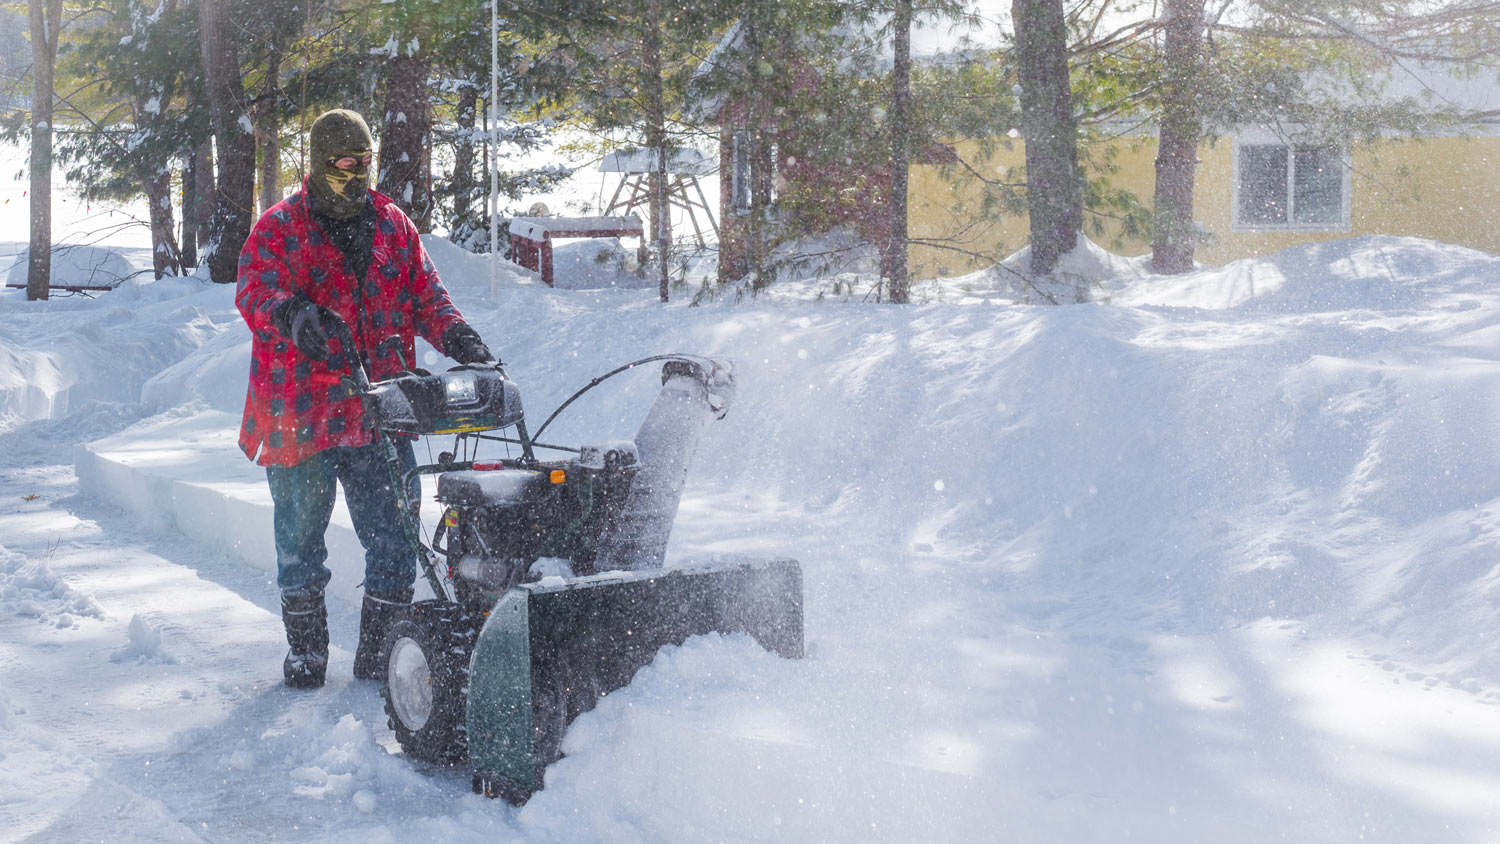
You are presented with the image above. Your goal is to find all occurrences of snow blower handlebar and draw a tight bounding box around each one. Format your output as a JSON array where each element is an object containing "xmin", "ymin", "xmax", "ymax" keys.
[
  {"xmin": 315, "ymin": 312, "xmax": 522, "ymax": 438},
  {"xmin": 318, "ymin": 310, "xmax": 523, "ymax": 601}
]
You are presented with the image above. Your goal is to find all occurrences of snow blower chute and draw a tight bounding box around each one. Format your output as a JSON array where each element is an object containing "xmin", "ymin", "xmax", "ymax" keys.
[{"xmin": 324, "ymin": 316, "xmax": 803, "ymax": 805}]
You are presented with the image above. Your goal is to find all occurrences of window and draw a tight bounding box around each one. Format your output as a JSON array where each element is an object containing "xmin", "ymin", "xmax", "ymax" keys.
[
  {"xmin": 1233, "ymin": 142, "xmax": 1349, "ymax": 231},
  {"xmin": 731, "ymin": 130, "xmax": 752, "ymax": 215},
  {"xmin": 729, "ymin": 129, "xmax": 777, "ymax": 217}
]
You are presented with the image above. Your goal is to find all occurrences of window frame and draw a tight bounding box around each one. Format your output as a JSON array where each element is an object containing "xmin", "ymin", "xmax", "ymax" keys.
[
  {"xmin": 1230, "ymin": 134, "xmax": 1352, "ymax": 233},
  {"xmin": 729, "ymin": 128, "xmax": 782, "ymax": 219},
  {"xmin": 730, "ymin": 129, "xmax": 752, "ymax": 216}
]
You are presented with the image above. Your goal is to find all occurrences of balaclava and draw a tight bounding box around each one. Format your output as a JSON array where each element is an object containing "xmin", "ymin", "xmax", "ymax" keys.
[{"xmin": 307, "ymin": 109, "xmax": 375, "ymax": 220}]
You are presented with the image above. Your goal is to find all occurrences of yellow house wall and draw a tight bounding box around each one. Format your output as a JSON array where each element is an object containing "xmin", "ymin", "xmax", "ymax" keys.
[{"xmin": 907, "ymin": 135, "xmax": 1500, "ymax": 277}]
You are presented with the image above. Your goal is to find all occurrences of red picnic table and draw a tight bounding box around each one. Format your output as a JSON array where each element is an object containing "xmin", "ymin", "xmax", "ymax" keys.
[{"xmin": 508, "ymin": 216, "xmax": 646, "ymax": 287}]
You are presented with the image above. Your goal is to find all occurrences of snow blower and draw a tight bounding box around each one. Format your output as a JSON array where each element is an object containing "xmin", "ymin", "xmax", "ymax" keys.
[{"xmin": 322, "ymin": 315, "xmax": 804, "ymax": 804}]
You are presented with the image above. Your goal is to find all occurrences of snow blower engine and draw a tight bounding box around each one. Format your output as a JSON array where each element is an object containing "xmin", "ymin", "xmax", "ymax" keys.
[{"xmin": 325, "ymin": 316, "xmax": 803, "ymax": 805}]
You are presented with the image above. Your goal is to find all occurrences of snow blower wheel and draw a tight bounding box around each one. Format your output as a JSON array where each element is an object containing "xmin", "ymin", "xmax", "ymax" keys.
[{"xmin": 381, "ymin": 601, "xmax": 476, "ymax": 764}]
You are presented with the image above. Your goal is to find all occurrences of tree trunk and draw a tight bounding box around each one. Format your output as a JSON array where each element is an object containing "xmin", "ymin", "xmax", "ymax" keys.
[
  {"xmin": 27, "ymin": 0, "xmax": 63, "ymax": 301},
  {"xmin": 642, "ymin": 0, "xmax": 672, "ymax": 302},
  {"xmin": 715, "ymin": 120, "xmax": 744, "ymax": 284},
  {"xmin": 1012, "ymin": 0, "xmax": 1081, "ymax": 277},
  {"xmin": 377, "ymin": 55, "xmax": 432, "ymax": 229},
  {"xmin": 256, "ymin": 48, "xmax": 282, "ymax": 213},
  {"xmin": 199, "ymin": 0, "xmax": 257, "ymax": 284},
  {"xmin": 738, "ymin": 16, "xmax": 773, "ymax": 290},
  {"xmin": 451, "ymin": 85, "xmax": 479, "ymax": 225},
  {"xmin": 182, "ymin": 84, "xmax": 213, "ymax": 268},
  {"xmin": 1150, "ymin": 0, "xmax": 1206, "ymax": 274},
  {"xmin": 180, "ymin": 161, "xmax": 197, "ymax": 268},
  {"xmin": 887, "ymin": 0, "xmax": 912, "ymax": 304},
  {"xmin": 145, "ymin": 168, "xmax": 180, "ymax": 278},
  {"xmin": 192, "ymin": 138, "xmax": 215, "ymax": 253}
]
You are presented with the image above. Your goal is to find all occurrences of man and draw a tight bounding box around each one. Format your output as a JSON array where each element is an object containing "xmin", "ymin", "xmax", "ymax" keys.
[{"xmin": 235, "ymin": 109, "xmax": 494, "ymax": 688}]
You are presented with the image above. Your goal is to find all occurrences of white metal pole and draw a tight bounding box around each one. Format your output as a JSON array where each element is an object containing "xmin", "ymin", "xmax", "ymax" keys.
[{"xmin": 489, "ymin": 0, "xmax": 500, "ymax": 297}]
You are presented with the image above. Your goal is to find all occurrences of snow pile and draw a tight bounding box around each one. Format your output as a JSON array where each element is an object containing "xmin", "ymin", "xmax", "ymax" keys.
[
  {"xmin": 713, "ymin": 231, "xmax": 1153, "ymax": 305},
  {"xmin": 420, "ymin": 234, "xmax": 534, "ymax": 291},
  {"xmin": 550, "ymin": 237, "xmax": 653, "ymax": 290},
  {"xmin": 287, "ymin": 714, "xmax": 388, "ymax": 802},
  {"xmin": 0, "ymin": 282, "xmax": 234, "ymax": 425},
  {"xmin": 713, "ymin": 228, "xmax": 885, "ymax": 302},
  {"xmin": 991, "ymin": 234, "xmax": 1155, "ymax": 303},
  {"xmin": 0, "ymin": 545, "xmax": 105, "ymax": 626},
  {"xmin": 422, "ymin": 232, "xmax": 654, "ymax": 291},
  {"xmin": 1111, "ymin": 234, "xmax": 1468, "ymax": 310},
  {"xmin": 2, "ymin": 244, "xmax": 139, "ymax": 290},
  {"xmin": 111, "ymin": 613, "xmax": 176, "ymax": 664}
]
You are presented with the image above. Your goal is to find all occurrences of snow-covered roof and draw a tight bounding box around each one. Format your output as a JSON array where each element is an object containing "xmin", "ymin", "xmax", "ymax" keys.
[
  {"xmin": 599, "ymin": 147, "xmax": 715, "ymax": 176},
  {"xmin": 1357, "ymin": 62, "xmax": 1500, "ymax": 122},
  {"xmin": 509, "ymin": 216, "xmax": 644, "ymax": 240}
]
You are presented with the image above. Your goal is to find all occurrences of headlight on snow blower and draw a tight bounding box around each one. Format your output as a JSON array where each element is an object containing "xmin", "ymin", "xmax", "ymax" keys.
[
  {"xmin": 367, "ymin": 368, "xmax": 524, "ymax": 435},
  {"xmin": 443, "ymin": 371, "xmax": 480, "ymax": 406}
]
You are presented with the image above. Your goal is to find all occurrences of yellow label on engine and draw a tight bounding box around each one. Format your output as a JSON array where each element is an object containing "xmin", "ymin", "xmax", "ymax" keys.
[{"xmin": 432, "ymin": 424, "xmax": 499, "ymax": 434}]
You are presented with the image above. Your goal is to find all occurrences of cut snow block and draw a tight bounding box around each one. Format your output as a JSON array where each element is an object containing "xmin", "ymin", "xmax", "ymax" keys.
[
  {"xmin": 467, "ymin": 557, "xmax": 803, "ymax": 804},
  {"xmin": 75, "ymin": 411, "xmax": 432, "ymax": 600}
]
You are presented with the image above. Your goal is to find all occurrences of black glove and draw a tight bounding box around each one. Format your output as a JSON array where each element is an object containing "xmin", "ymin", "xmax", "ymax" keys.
[
  {"xmin": 442, "ymin": 322, "xmax": 494, "ymax": 365},
  {"xmin": 272, "ymin": 296, "xmax": 336, "ymax": 361}
]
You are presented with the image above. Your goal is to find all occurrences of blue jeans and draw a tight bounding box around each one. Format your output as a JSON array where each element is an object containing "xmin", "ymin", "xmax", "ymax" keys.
[{"xmin": 267, "ymin": 437, "xmax": 421, "ymax": 596}]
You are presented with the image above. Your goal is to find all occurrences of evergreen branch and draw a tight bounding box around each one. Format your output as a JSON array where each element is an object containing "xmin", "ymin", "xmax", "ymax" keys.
[{"xmin": 907, "ymin": 237, "xmax": 1060, "ymax": 304}]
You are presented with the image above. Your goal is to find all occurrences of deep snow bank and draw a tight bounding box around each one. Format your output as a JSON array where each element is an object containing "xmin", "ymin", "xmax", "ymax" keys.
[{"xmin": 0, "ymin": 272, "xmax": 234, "ymax": 426}]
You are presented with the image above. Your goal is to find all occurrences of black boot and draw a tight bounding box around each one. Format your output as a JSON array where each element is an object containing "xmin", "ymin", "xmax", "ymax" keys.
[
  {"xmin": 353, "ymin": 587, "xmax": 413, "ymax": 681},
  {"xmin": 281, "ymin": 591, "xmax": 329, "ymax": 689}
]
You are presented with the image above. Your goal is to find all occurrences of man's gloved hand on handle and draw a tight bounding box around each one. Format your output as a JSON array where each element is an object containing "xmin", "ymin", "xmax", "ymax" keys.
[
  {"xmin": 442, "ymin": 322, "xmax": 496, "ymax": 365},
  {"xmin": 271, "ymin": 295, "xmax": 341, "ymax": 361}
]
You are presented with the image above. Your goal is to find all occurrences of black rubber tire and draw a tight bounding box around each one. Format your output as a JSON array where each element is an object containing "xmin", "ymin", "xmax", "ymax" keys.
[{"xmin": 380, "ymin": 600, "xmax": 477, "ymax": 764}]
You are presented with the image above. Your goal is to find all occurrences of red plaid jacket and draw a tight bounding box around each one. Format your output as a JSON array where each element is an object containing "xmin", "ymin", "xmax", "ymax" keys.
[{"xmin": 236, "ymin": 183, "xmax": 468, "ymax": 466}]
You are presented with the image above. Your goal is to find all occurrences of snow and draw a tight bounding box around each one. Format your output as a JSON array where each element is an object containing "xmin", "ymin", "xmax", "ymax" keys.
[
  {"xmin": 509, "ymin": 216, "xmax": 643, "ymax": 238},
  {"xmin": 3, "ymin": 243, "xmax": 139, "ymax": 290},
  {"xmin": 2, "ymin": 228, "xmax": 1500, "ymax": 843}
]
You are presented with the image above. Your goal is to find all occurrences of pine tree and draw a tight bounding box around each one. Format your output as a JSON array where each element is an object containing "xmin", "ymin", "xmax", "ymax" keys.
[
  {"xmin": 421, "ymin": 3, "xmax": 556, "ymax": 248},
  {"xmin": 887, "ymin": 0, "xmax": 913, "ymax": 303},
  {"xmin": 1012, "ymin": 0, "xmax": 1081, "ymax": 277},
  {"xmin": 369, "ymin": 0, "xmax": 488, "ymax": 230},
  {"xmin": 511, "ymin": 0, "xmax": 728, "ymax": 301},
  {"xmin": 1149, "ymin": 0, "xmax": 1205, "ymax": 274},
  {"xmin": 58, "ymin": 0, "xmax": 218, "ymax": 278},
  {"xmin": 199, "ymin": 0, "xmax": 256, "ymax": 284}
]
